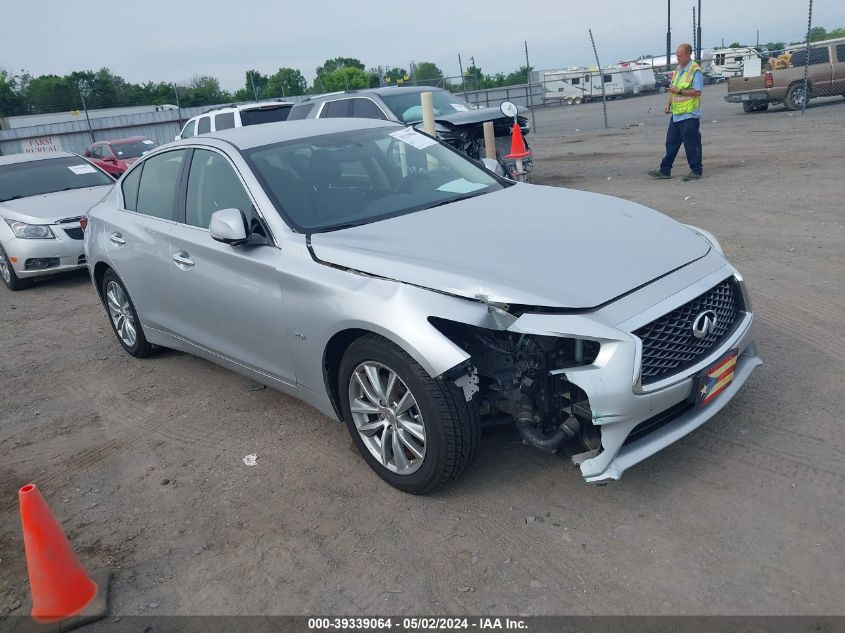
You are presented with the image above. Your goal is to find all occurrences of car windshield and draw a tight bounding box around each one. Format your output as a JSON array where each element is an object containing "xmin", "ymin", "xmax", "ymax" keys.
[
  {"xmin": 112, "ymin": 140, "xmax": 157, "ymax": 158},
  {"xmin": 245, "ymin": 126, "xmax": 509, "ymax": 233},
  {"xmin": 380, "ymin": 91, "xmax": 474, "ymax": 123},
  {"xmin": 0, "ymin": 156, "xmax": 113, "ymax": 202},
  {"xmin": 240, "ymin": 105, "xmax": 292, "ymax": 126}
]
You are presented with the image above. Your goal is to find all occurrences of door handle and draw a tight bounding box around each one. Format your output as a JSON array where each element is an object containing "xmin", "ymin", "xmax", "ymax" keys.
[
  {"xmin": 172, "ymin": 252, "xmax": 195, "ymax": 268},
  {"xmin": 109, "ymin": 232, "xmax": 126, "ymax": 246}
]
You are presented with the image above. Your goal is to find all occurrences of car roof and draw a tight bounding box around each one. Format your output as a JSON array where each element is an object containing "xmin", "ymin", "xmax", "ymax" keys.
[
  {"xmin": 174, "ymin": 118, "xmax": 402, "ymax": 151},
  {"xmin": 0, "ymin": 151, "xmax": 79, "ymax": 166},
  {"xmin": 304, "ymin": 86, "xmax": 446, "ymax": 102},
  {"xmin": 99, "ymin": 136, "xmax": 149, "ymax": 145},
  {"xmin": 191, "ymin": 101, "xmax": 295, "ymax": 118}
]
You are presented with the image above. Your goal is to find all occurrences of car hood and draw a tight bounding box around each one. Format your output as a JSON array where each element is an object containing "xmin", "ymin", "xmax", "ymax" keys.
[
  {"xmin": 0, "ymin": 186, "xmax": 114, "ymax": 224},
  {"xmin": 432, "ymin": 105, "xmax": 525, "ymax": 127},
  {"xmin": 309, "ymin": 184, "xmax": 711, "ymax": 309}
]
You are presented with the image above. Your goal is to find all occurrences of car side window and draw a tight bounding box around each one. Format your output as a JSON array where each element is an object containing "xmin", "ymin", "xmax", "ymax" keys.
[
  {"xmin": 838, "ymin": 44, "xmax": 845, "ymax": 63},
  {"xmin": 185, "ymin": 149, "xmax": 255, "ymax": 230},
  {"xmin": 809, "ymin": 47, "xmax": 830, "ymax": 65},
  {"xmin": 215, "ymin": 112, "xmax": 235, "ymax": 131},
  {"xmin": 121, "ymin": 165, "xmax": 143, "ymax": 211},
  {"xmin": 197, "ymin": 116, "xmax": 211, "ymax": 134},
  {"xmin": 351, "ymin": 98, "xmax": 387, "ymax": 120},
  {"xmin": 135, "ymin": 150, "xmax": 187, "ymax": 221},
  {"xmin": 101, "ymin": 145, "xmax": 114, "ymax": 158},
  {"xmin": 321, "ymin": 99, "xmax": 352, "ymax": 118},
  {"xmin": 287, "ymin": 103, "xmax": 314, "ymax": 120},
  {"xmin": 181, "ymin": 120, "xmax": 196, "ymax": 138}
]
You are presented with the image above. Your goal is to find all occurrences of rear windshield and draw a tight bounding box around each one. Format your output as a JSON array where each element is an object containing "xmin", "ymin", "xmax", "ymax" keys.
[
  {"xmin": 381, "ymin": 90, "xmax": 474, "ymax": 123},
  {"xmin": 113, "ymin": 139, "xmax": 157, "ymax": 159},
  {"xmin": 240, "ymin": 105, "xmax": 292, "ymax": 126},
  {"xmin": 0, "ymin": 156, "xmax": 113, "ymax": 202},
  {"xmin": 287, "ymin": 103, "xmax": 314, "ymax": 120}
]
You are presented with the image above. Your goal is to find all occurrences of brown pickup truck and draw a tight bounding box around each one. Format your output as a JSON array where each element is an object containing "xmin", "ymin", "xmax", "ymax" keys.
[{"xmin": 725, "ymin": 38, "xmax": 845, "ymax": 112}]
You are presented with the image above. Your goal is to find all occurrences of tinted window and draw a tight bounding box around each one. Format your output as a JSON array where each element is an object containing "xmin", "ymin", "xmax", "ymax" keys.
[
  {"xmin": 0, "ymin": 156, "xmax": 114, "ymax": 202},
  {"xmin": 215, "ymin": 112, "xmax": 235, "ymax": 131},
  {"xmin": 113, "ymin": 139, "xmax": 157, "ymax": 158},
  {"xmin": 121, "ymin": 165, "xmax": 143, "ymax": 210},
  {"xmin": 352, "ymin": 98, "xmax": 387, "ymax": 120},
  {"xmin": 603, "ymin": 74, "xmax": 613, "ymax": 83},
  {"xmin": 135, "ymin": 150, "xmax": 186, "ymax": 220},
  {"xmin": 185, "ymin": 150, "xmax": 253, "ymax": 229},
  {"xmin": 381, "ymin": 90, "xmax": 473, "ymax": 123},
  {"xmin": 287, "ymin": 103, "xmax": 314, "ymax": 120},
  {"xmin": 197, "ymin": 116, "xmax": 211, "ymax": 134},
  {"xmin": 321, "ymin": 99, "xmax": 352, "ymax": 118},
  {"xmin": 181, "ymin": 120, "xmax": 196, "ymax": 138},
  {"xmin": 240, "ymin": 105, "xmax": 292, "ymax": 126},
  {"xmin": 792, "ymin": 47, "xmax": 830, "ymax": 66},
  {"xmin": 838, "ymin": 44, "xmax": 845, "ymax": 63}
]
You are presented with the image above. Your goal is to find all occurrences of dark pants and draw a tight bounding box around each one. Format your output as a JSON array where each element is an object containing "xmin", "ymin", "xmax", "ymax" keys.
[{"xmin": 659, "ymin": 117, "xmax": 702, "ymax": 175}]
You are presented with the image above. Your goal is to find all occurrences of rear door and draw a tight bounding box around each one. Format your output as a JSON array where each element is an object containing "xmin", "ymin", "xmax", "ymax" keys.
[
  {"xmin": 104, "ymin": 150, "xmax": 187, "ymax": 332},
  {"xmin": 165, "ymin": 148, "xmax": 294, "ymax": 383}
]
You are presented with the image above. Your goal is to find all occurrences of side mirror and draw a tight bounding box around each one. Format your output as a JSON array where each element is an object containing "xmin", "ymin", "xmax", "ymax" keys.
[
  {"xmin": 174, "ymin": 135, "xmax": 182, "ymax": 141},
  {"xmin": 209, "ymin": 208, "xmax": 248, "ymax": 244},
  {"xmin": 104, "ymin": 155, "xmax": 116, "ymax": 163}
]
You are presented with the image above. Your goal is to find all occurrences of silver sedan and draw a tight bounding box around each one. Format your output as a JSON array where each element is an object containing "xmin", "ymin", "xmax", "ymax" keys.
[
  {"xmin": 0, "ymin": 152, "xmax": 114, "ymax": 290},
  {"xmin": 84, "ymin": 119, "xmax": 761, "ymax": 493}
]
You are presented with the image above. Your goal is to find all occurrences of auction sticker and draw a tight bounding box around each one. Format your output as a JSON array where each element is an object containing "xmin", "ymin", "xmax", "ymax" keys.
[
  {"xmin": 389, "ymin": 127, "xmax": 437, "ymax": 150},
  {"xmin": 68, "ymin": 164, "xmax": 97, "ymax": 175}
]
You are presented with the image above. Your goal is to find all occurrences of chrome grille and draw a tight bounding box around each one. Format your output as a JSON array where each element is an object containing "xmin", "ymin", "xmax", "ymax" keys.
[{"xmin": 635, "ymin": 278, "xmax": 742, "ymax": 385}]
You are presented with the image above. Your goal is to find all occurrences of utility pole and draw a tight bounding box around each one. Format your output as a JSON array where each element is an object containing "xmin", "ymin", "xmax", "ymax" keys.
[
  {"xmin": 696, "ymin": 0, "xmax": 702, "ymax": 63},
  {"xmin": 589, "ymin": 29, "xmax": 608, "ymax": 129},
  {"xmin": 250, "ymin": 73, "xmax": 259, "ymax": 100},
  {"xmin": 172, "ymin": 83, "xmax": 182, "ymax": 127},
  {"xmin": 666, "ymin": 0, "xmax": 672, "ymax": 70},
  {"xmin": 756, "ymin": 29, "xmax": 760, "ymax": 46},
  {"xmin": 693, "ymin": 6, "xmax": 697, "ymax": 59},
  {"xmin": 524, "ymin": 41, "xmax": 536, "ymax": 135},
  {"xmin": 469, "ymin": 56, "xmax": 477, "ymax": 91},
  {"xmin": 78, "ymin": 81, "xmax": 95, "ymax": 144}
]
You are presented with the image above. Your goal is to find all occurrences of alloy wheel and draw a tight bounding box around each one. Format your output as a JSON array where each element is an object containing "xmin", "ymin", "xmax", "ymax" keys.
[
  {"xmin": 105, "ymin": 280, "xmax": 137, "ymax": 347},
  {"xmin": 0, "ymin": 250, "xmax": 10, "ymax": 284},
  {"xmin": 348, "ymin": 361, "xmax": 426, "ymax": 475}
]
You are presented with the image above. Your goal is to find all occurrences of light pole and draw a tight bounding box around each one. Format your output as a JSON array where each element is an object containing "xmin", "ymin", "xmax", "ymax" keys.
[
  {"xmin": 666, "ymin": 0, "xmax": 672, "ymax": 70},
  {"xmin": 696, "ymin": 0, "xmax": 702, "ymax": 63}
]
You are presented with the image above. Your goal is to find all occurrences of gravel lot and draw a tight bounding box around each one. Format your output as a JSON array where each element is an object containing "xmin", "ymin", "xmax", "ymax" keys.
[{"xmin": 1, "ymin": 87, "xmax": 844, "ymax": 618}]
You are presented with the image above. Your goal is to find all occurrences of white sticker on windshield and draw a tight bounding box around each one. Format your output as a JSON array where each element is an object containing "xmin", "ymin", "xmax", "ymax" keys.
[
  {"xmin": 450, "ymin": 103, "xmax": 469, "ymax": 112},
  {"xmin": 389, "ymin": 127, "xmax": 437, "ymax": 150},
  {"xmin": 142, "ymin": 139, "xmax": 155, "ymax": 145},
  {"xmin": 437, "ymin": 178, "xmax": 488, "ymax": 194},
  {"xmin": 68, "ymin": 164, "xmax": 97, "ymax": 175}
]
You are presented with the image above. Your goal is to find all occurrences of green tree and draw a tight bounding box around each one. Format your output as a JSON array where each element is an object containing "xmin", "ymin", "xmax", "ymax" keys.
[
  {"xmin": 728, "ymin": 41, "xmax": 742, "ymax": 48},
  {"xmin": 318, "ymin": 67, "xmax": 371, "ymax": 92},
  {"xmin": 244, "ymin": 69, "xmax": 269, "ymax": 99},
  {"xmin": 0, "ymin": 69, "xmax": 28, "ymax": 116},
  {"xmin": 179, "ymin": 75, "xmax": 230, "ymax": 107},
  {"xmin": 763, "ymin": 41, "xmax": 786, "ymax": 52},
  {"xmin": 264, "ymin": 67, "xmax": 307, "ymax": 97},
  {"xmin": 808, "ymin": 27, "xmax": 827, "ymax": 42},
  {"xmin": 316, "ymin": 57, "xmax": 365, "ymax": 77},
  {"xmin": 827, "ymin": 27, "xmax": 845, "ymax": 39},
  {"xmin": 413, "ymin": 61, "xmax": 443, "ymax": 85},
  {"xmin": 24, "ymin": 74, "xmax": 79, "ymax": 113},
  {"xmin": 503, "ymin": 64, "xmax": 534, "ymax": 86},
  {"xmin": 383, "ymin": 67, "xmax": 409, "ymax": 85}
]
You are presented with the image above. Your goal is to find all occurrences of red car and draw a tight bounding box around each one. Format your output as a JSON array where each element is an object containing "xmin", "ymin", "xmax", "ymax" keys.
[{"xmin": 83, "ymin": 136, "xmax": 158, "ymax": 178}]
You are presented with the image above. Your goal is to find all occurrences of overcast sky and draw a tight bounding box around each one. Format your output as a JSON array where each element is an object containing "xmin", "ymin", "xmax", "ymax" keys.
[{"xmin": 3, "ymin": 1, "xmax": 843, "ymax": 90}]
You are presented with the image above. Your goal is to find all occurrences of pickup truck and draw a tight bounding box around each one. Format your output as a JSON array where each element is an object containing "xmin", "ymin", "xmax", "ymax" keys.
[{"xmin": 725, "ymin": 39, "xmax": 845, "ymax": 112}]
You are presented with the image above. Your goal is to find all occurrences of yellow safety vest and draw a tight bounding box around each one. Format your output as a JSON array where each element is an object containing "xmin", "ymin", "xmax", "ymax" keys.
[{"xmin": 671, "ymin": 62, "xmax": 701, "ymax": 115}]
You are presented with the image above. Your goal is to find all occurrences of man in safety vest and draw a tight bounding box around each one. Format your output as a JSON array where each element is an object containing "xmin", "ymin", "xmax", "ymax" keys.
[{"xmin": 649, "ymin": 43, "xmax": 704, "ymax": 181}]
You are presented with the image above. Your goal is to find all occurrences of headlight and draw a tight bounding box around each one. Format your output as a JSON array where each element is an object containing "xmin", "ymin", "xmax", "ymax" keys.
[
  {"xmin": 685, "ymin": 224, "xmax": 723, "ymax": 255},
  {"xmin": 5, "ymin": 219, "xmax": 55, "ymax": 239}
]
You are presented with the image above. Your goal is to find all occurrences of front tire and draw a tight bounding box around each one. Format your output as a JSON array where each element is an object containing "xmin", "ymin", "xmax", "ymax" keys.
[
  {"xmin": 338, "ymin": 335, "xmax": 478, "ymax": 494},
  {"xmin": 101, "ymin": 269, "xmax": 154, "ymax": 358},
  {"xmin": 0, "ymin": 245, "xmax": 33, "ymax": 291}
]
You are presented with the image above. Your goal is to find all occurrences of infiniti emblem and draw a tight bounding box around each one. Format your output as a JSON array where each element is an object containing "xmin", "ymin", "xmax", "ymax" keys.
[{"xmin": 692, "ymin": 310, "xmax": 718, "ymax": 339}]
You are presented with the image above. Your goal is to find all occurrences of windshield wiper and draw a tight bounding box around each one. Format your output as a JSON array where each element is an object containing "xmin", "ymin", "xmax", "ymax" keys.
[{"xmin": 424, "ymin": 190, "xmax": 488, "ymax": 210}]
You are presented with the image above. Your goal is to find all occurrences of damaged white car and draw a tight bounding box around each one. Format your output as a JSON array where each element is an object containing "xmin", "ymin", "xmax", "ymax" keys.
[{"xmin": 84, "ymin": 118, "xmax": 761, "ymax": 493}]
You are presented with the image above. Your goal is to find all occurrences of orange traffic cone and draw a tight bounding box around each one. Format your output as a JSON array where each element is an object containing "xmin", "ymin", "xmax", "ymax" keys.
[
  {"xmin": 19, "ymin": 483, "xmax": 109, "ymax": 626},
  {"xmin": 505, "ymin": 122, "xmax": 531, "ymax": 160}
]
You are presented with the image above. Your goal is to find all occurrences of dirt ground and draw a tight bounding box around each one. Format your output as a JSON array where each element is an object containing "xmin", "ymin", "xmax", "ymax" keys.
[{"xmin": 1, "ymin": 88, "xmax": 844, "ymax": 619}]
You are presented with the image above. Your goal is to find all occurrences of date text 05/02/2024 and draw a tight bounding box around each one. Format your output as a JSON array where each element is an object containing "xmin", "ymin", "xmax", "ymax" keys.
[{"xmin": 307, "ymin": 617, "xmax": 528, "ymax": 630}]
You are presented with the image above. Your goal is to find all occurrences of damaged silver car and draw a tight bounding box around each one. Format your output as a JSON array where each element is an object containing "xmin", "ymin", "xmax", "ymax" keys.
[{"xmin": 84, "ymin": 118, "xmax": 761, "ymax": 493}]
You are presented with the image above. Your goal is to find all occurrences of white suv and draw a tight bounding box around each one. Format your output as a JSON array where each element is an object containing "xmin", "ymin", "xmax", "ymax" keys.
[{"xmin": 175, "ymin": 101, "xmax": 294, "ymax": 140}]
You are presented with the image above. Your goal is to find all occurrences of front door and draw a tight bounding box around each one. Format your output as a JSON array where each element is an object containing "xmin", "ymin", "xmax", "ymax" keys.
[{"xmin": 165, "ymin": 148, "xmax": 294, "ymax": 384}]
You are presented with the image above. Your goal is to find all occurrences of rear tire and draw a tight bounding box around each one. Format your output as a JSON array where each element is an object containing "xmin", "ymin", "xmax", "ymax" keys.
[
  {"xmin": 101, "ymin": 269, "xmax": 154, "ymax": 358},
  {"xmin": 784, "ymin": 83, "xmax": 807, "ymax": 110},
  {"xmin": 338, "ymin": 335, "xmax": 479, "ymax": 494},
  {"xmin": 0, "ymin": 245, "xmax": 33, "ymax": 291}
]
